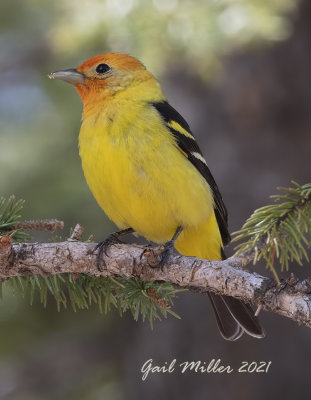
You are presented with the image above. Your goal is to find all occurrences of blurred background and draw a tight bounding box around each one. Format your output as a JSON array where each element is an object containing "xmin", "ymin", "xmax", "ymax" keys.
[{"xmin": 1, "ymin": 0, "xmax": 311, "ymax": 398}]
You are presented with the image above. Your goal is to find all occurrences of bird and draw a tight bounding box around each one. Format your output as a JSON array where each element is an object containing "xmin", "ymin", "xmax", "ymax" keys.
[{"xmin": 49, "ymin": 53, "xmax": 265, "ymax": 340}]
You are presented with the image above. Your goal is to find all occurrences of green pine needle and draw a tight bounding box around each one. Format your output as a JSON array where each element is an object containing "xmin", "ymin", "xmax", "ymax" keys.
[
  {"xmin": 233, "ymin": 181, "xmax": 311, "ymax": 281},
  {"xmin": 4, "ymin": 183, "xmax": 310, "ymax": 324},
  {"xmin": 0, "ymin": 196, "xmax": 29, "ymax": 242},
  {"xmin": 5, "ymin": 275, "xmax": 183, "ymax": 327},
  {"xmin": 0, "ymin": 195, "xmax": 182, "ymax": 326}
]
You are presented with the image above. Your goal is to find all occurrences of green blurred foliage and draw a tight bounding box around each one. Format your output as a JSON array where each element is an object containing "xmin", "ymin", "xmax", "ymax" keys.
[
  {"xmin": 0, "ymin": 0, "xmax": 298, "ymax": 240},
  {"xmin": 0, "ymin": 0, "xmax": 301, "ymax": 398}
]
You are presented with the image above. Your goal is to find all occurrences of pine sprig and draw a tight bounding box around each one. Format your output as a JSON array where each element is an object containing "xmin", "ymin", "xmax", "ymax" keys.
[
  {"xmin": 6, "ymin": 274, "xmax": 182, "ymax": 327},
  {"xmin": 0, "ymin": 196, "xmax": 29, "ymax": 242},
  {"xmin": 115, "ymin": 278, "xmax": 183, "ymax": 328},
  {"xmin": 233, "ymin": 182, "xmax": 311, "ymax": 281},
  {"xmin": 5, "ymin": 185, "xmax": 310, "ymax": 323},
  {"xmin": 0, "ymin": 195, "xmax": 182, "ymax": 326}
]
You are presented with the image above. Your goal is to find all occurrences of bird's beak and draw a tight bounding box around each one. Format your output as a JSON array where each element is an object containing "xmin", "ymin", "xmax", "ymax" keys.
[{"xmin": 48, "ymin": 68, "xmax": 85, "ymax": 84}]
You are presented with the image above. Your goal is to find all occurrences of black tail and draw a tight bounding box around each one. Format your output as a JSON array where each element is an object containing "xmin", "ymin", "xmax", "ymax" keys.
[
  {"xmin": 208, "ymin": 250, "xmax": 265, "ymax": 341},
  {"xmin": 208, "ymin": 293, "xmax": 265, "ymax": 340},
  {"xmin": 208, "ymin": 293, "xmax": 244, "ymax": 340}
]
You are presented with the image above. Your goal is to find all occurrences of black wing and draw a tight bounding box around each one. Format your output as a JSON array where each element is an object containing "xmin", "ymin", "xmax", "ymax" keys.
[{"xmin": 152, "ymin": 101, "xmax": 231, "ymax": 246}]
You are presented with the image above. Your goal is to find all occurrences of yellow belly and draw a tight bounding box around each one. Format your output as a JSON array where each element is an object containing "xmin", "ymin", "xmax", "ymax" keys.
[{"xmin": 79, "ymin": 106, "xmax": 222, "ymax": 260}]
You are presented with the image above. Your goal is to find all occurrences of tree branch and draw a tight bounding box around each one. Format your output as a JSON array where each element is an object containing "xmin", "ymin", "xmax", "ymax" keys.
[
  {"xmin": 0, "ymin": 234, "xmax": 311, "ymax": 329},
  {"xmin": 4, "ymin": 219, "xmax": 64, "ymax": 232}
]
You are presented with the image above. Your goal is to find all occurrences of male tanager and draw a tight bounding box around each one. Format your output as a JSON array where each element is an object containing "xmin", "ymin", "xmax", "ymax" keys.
[{"xmin": 49, "ymin": 53, "xmax": 264, "ymax": 340}]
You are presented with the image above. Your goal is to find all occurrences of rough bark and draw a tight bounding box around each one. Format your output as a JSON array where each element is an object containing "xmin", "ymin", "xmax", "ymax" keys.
[{"xmin": 1, "ymin": 234, "xmax": 311, "ymax": 329}]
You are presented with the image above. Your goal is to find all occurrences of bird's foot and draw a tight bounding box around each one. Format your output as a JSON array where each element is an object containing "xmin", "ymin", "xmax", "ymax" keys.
[
  {"xmin": 157, "ymin": 226, "xmax": 182, "ymax": 267},
  {"xmin": 143, "ymin": 240, "xmax": 177, "ymax": 269},
  {"xmin": 94, "ymin": 228, "xmax": 133, "ymax": 271},
  {"xmin": 142, "ymin": 227, "xmax": 182, "ymax": 268},
  {"xmin": 159, "ymin": 240, "xmax": 176, "ymax": 266},
  {"xmin": 94, "ymin": 234, "xmax": 121, "ymax": 271}
]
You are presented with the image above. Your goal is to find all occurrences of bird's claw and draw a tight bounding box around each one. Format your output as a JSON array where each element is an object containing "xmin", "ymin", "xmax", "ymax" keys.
[
  {"xmin": 142, "ymin": 241, "xmax": 176, "ymax": 269},
  {"xmin": 94, "ymin": 233, "xmax": 122, "ymax": 271},
  {"xmin": 158, "ymin": 240, "xmax": 176, "ymax": 267}
]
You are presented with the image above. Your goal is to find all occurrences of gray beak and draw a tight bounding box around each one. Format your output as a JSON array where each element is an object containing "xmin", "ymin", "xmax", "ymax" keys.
[{"xmin": 48, "ymin": 68, "xmax": 85, "ymax": 84}]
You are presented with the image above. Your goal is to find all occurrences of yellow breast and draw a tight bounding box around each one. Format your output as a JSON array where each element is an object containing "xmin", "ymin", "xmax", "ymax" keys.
[{"xmin": 78, "ymin": 101, "xmax": 214, "ymax": 244}]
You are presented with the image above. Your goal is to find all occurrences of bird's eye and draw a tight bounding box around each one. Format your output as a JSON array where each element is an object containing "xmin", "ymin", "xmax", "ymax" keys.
[{"xmin": 96, "ymin": 63, "xmax": 110, "ymax": 74}]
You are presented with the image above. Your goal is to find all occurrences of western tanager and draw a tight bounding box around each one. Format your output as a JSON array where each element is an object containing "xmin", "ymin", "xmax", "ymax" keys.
[{"xmin": 49, "ymin": 53, "xmax": 264, "ymax": 340}]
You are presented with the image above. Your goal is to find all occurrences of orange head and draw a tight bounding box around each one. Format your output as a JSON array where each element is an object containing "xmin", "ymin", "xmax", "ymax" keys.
[{"xmin": 48, "ymin": 53, "xmax": 156, "ymax": 103}]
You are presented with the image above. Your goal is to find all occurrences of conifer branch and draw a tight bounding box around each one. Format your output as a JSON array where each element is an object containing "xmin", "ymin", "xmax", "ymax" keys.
[
  {"xmin": 1, "ymin": 182, "xmax": 311, "ymax": 329},
  {"xmin": 8, "ymin": 219, "xmax": 64, "ymax": 232},
  {"xmin": 0, "ymin": 236, "xmax": 310, "ymax": 328},
  {"xmin": 233, "ymin": 182, "xmax": 311, "ymax": 282}
]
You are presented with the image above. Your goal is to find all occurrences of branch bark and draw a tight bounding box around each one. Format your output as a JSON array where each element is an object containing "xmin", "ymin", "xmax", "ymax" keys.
[{"xmin": 1, "ymin": 234, "xmax": 311, "ymax": 329}]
